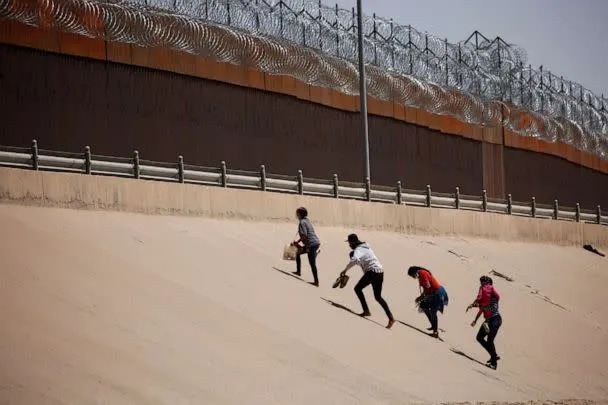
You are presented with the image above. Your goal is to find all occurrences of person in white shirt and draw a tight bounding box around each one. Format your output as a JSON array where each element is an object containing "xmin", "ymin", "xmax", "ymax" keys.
[{"xmin": 340, "ymin": 234, "xmax": 395, "ymax": 329}]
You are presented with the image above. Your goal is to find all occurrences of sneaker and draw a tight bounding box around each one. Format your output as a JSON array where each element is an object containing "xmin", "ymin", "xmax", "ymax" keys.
[
  {"xmin": 359, "ymin": 311, "xmax": 371, "ymax": 317},
  {"xmin": 339, "ymin": 275, "xmax": 350, "ymax": 288},
  {"xmin": 386, "ymin": 319, "xmax": 395, "ymax": 329},
  {"xmin": 430, "ymin": 331, "xmax": 439, "ymax": 338}
]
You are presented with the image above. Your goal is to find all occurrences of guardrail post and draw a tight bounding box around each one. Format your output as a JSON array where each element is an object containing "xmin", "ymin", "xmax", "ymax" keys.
[
  {"xmin": 220, "ymin": 161, "xmax": 227, "ymax": 187},
  {"xmin": 507, "ymin": 193, "xmax": 512, "ymax": 215},
  {"xmin": 260, "ymin": 165, "xmax": 266, "ymax": 191},
  {"xmin": 455, "ymin": 187, "xmax": 460, "ymax": 209},
  {"xmin": 297, "ymin": 170, "xmax": 303, "ymax": 195},
  {"xmin": 575, "ymin": 203, "xmax": 580, "ymax": 222},
  {"xmin": 396, "ymin": 181, "xmax": 402, "ymax": 205},
  {"xmin": 178, "ymin": 156, "xmax": 184, "ymax": 183},
  {"xmin": 531, "ymin": 197, "xmax": 536, "ymax": 218},
  {"xmin": 133, "ymin": 150, "xmax": 140, "ymax": 179},
  {"xmin": 597, "ymin": 205, "xmax": 602, "ymax": 224},
  {"xmin": 553, "ymin": 199, "xmax": 559, "ymax": 220},
  {"xmin": 84, "ymin": 146, "xmax": 91, "ymax": 175},
  {"xmin": 31, "ymin": 139, "xmax": 39, "ymax": 170},
  {"xmin": 482, "ymin": 189, "xmax": 488, "ymax": 212},
  {"xmin": 365, "ymin": 177, "xmax": 371, "ymax": 201},
  {"xmin": 426, "ymin": 185, "xmax": 431, "ymax": 207},
  {"xmin": 333, "ymin": 174, "xmax": 339, "ymax": 198}
]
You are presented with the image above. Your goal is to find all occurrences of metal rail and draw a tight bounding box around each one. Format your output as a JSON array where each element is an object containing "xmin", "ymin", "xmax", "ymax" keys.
[{"xmin": 0, "ymin": 142, "xmax": 606, "ymax": 226}]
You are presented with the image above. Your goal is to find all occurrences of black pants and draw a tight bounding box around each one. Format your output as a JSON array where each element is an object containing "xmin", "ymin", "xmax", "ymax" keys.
[
  {"xmin": 476, "ymin": 314, "xmax": 502, "ymax": 362},
  {"xmin": 296, "ymin": 244, "xmax": 319, "ymax": 283},
  {"xmin": 354, "ymin": 271, "xmax": 393, "ymax": 320},
  {"xmin": 420, "ymin": 293, "xmax": 440, "ymax": 332}
]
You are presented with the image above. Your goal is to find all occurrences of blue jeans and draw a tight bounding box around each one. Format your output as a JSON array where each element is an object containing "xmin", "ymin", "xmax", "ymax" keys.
[
  {"xmin": 296, "ymin": 244, "xmax": 319, "ymax": 283},
  {"xmin": 420, "ymin": 287, "xmax": 448, "ymax": 332}
]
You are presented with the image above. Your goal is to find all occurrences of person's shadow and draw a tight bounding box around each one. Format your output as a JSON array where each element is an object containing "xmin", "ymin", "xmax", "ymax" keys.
[
  {"xmin": 396, "ymin": 320, "xmax": 445, "ymax": 342},
  {"xmin": 321, "ymin": 298, "xmax": 386, "ymax": 328},
  {"xmin": 449, "ymin": 348, "xmax": 487, "ymax": 367},
  {"xmin": 271, "ymin": 267, "xmax": 310, "ymax": 285}
]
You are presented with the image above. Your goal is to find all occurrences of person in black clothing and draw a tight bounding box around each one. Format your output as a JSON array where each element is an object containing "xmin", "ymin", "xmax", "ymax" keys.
[
  {"xmin": 339, "ymin": 234, "xmax": 395, "ymax": 329},
  {"xmin": 292, "ymin": 207, "xmax": 321, "ymax": 286},
  {"xmin": 466, "ymin": 275, "xmax": 502, "ymax": 369}
]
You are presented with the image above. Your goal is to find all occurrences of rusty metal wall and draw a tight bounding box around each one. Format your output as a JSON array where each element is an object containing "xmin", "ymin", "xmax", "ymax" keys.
[
  {"xmin": 0, "ymin": 44, "xmax": 606, "ymax": 206},
  {"xmin": 0, "ymin": 44, "xmax": 483, "ymax": 193},
  {"xmin": 504, "ymin": 147, "xmax": 608, "ymax": 208}
]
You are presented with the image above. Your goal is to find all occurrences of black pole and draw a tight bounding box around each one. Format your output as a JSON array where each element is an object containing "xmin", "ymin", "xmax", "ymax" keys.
[{"xmin": 356, "ymin": 0, "xmax": 370, "ymax": 182}]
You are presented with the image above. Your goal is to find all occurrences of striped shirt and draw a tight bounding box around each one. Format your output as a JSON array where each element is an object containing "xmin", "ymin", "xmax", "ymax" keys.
[
  {"xmin": 298, "ymin": 218, "xmax": 320, "ymax": 247},
  {"xmin": 344, "ymin": 243, "xmax": 383, "ymax": 273}
]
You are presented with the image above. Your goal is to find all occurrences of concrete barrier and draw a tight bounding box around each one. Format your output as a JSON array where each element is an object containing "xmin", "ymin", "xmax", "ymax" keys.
[{"xmin": 1, "ymin": 166, "xmax": 606, "ymax": 247}]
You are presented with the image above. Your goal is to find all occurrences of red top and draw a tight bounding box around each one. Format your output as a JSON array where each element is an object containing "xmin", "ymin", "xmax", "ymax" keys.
[
  {"xmin": 418, "ymin": 269, "xmax": 440, "ymax": 295},
  {"xmin": 476, "ymin": 284, "xmax": 500, "ymax": 319}
]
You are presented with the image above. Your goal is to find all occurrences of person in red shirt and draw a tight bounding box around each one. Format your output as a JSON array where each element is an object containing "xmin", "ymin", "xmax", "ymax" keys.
[
  {"xmin": 467, "ymin": 275, "xmax": 502, "ymax": 369},
  {"xmin": 407, "ymin": 266, "xmax": 448, "ymax": 338}
]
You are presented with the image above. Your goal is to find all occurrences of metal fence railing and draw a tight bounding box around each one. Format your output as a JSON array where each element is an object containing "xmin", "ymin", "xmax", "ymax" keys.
[{"xmin": 0, "ymin": 141, "xmax": 606, "ymax": 227}]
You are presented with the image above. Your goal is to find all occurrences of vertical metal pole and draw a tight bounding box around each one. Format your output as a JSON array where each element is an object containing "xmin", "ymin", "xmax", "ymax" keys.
[
  {"xmin": 455, "ymin": 187, "xmax": 460, "ymax": 209},
  {"xmin": 133, "ymin": 150, "xmax": 140, "ymax": 179},
  {"xmin": 365, "ymin": 177, "xmax": 371, "ymax": 201},
  {"xmin": 279, "ymin": 1, "xmax": 283, "ymax": 38},
  {"xmin": 178, "ymin": 156, "xmax": 184, "ymax": 183},
  {"xmin": 390, "ymin": 19, "xmax": 395, "ymax": 69},
  {"xmin": 297, "ymin": 170, "xmax": 304, "ymax": 195},
  {"xmin": 396, "ymin": 181, "xmax": 402, "ymax": 205},
  {"xmin": 531, "ymin": 197, "xmax": 536, "ymax": 218},
  {"xmin": 220, "ymin": 161, "xmax": 227, "ymax": 187},
  {"xmin": 425, "ymin": 185, "xmax": 431, "ymax": 208},
  {"xmin": 84, "ymin": 146, "xmax": 91, "ymax": 174},
  {"xmin": 260, "ymin": 165, "xmax": 266, "ymax": 191},
  {"xmin": 575, "ymin": 203, "xmax": 580, "ymax": 222},
  {"xmin": 356, "ymin": 0, "xmax": 370, "ymax": 182},
  {"xmin": 597, "ymin": 205, "xmax": 602, "ymax": 225},
  {"xmin": 333, "ymin": 174, "xmax": 339, "ymax": 198},
  {"xmin": 553, "ymin": 199, "xmax": 559, "ymax": 220},
  {"xmin": 31, "ymin": 139, "xmax": 39, "ymax": 170},
  {"xmin": 335, "ymin": 4, "xmax": 339, "ymax": 57},
  {"xmin": 507, "ymin": 193, "xmax": 512, "ymax": 215},
  {"xmin": 482, "ymin": 190, "xmax": 488, "ymax": 212},
  {"xmin": 444, "ymin": 38, "xmax": 448, "ymax": 86}
]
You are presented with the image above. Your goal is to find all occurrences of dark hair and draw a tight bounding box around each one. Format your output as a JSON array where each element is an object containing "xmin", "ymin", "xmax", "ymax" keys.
[
  {"xmin": 407, "ymin": 266, "xmax": 426, "ymax": 278},
  {"xmin": 296, "ymin": 207, "xmax": 308, "ymax": 218},
  {"xmin": 480, "ymin": 275, "xmax": 493, "ymax": 285},
  {"xmin": 347, "ymin": 233, "xmax": 363, "ymax": 246}
]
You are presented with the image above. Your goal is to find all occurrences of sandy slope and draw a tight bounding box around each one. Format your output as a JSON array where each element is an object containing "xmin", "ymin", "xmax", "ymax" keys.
[{"xmin": 0, "ymin": 204, "xmax": 607, "ymax": 404}]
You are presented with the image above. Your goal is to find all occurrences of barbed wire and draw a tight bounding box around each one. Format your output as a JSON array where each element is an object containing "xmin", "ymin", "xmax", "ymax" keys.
[{"xmin": 1, "ymin": 0, "xmax": 606, "ymax": 158}]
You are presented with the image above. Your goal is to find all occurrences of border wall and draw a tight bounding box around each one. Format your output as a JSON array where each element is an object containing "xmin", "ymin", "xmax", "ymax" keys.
[{"xmin": 0, "ymin": 18, "xmax": 607, "ymax": 208}]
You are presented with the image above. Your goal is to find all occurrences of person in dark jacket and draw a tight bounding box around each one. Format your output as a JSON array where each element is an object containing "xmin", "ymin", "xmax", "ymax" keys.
[
  {"xmin": 407, "ymin": 266, "xmax": 449, "ymax": 338},
  {"xmin": 292, "ymin": 207, "xmax": 321, "ymax": 286},
  {"xmin": 467, "ymin": 275, "xmax": 502, "ymax": 369}
]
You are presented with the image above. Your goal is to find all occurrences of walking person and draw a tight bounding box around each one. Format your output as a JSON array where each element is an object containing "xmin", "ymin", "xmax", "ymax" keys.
[
  {"xmin": 292, "ymin": 207, "xmax": 321, "ymax": 286},
  {"xmin": 407, "ymin": 266, "xmax": 449, "ymax": 338},
  {"xmin": 466, "ymin": 275, "xmax": 502, "ymax": 370},
  {"xmin": 339, "ymin": 234, "xmax": 395, "ymax": 329}
]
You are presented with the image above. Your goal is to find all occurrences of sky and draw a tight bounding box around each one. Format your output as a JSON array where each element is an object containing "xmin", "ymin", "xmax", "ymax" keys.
[{"xmin": 332, "ymin": 0, "xmax": 608, "ymax": 97}]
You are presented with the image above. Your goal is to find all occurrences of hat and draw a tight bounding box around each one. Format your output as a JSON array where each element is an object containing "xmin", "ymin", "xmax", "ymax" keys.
[{"xmin": 346, "ymin": 233, "xmax": 361, "ymax": 244}]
